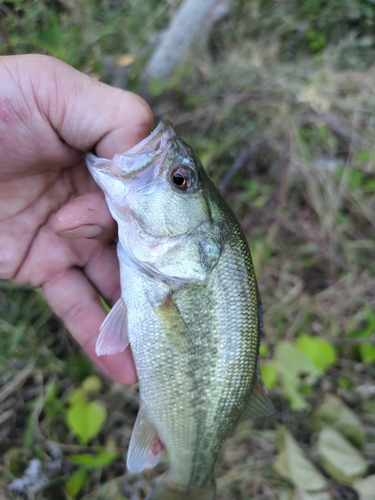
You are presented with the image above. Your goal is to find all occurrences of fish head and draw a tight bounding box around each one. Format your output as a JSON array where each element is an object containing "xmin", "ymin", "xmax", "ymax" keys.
[
  {"xmin": 86, "ymin": 120, "xmax": 215, "ymax": 238},
  {"xmin": 86, "ymin": 120, "xmax": 223, "ymax": 282}
]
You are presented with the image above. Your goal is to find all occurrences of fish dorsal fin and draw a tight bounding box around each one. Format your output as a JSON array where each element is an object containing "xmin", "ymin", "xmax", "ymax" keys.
[
  {"xmin": 96, "ymin": 298, "xmax": 129, "ymax": 356},
  {"xmin": 127, "ymin": 404, "xmax": 165, "ymax": 473},
  {"xmin": 241, "ymin": 371, "xmax": 274, "ymax": 420}
]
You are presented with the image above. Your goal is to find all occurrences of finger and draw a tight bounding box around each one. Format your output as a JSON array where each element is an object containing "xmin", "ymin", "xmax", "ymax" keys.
[
  {"xmin": 84, "ymin": 240, "xmax": 121, "ymax": 307},
  {"xmin": 43, "ymin": 267, "xmax": 137, "ymax": 384},
  {"xmin": 53, "ymin": 192, "xmax": 117, "ymax": 241},
  {"xmin": 19, "ymin": 55, "xmax": 154, "ymax": 157}
]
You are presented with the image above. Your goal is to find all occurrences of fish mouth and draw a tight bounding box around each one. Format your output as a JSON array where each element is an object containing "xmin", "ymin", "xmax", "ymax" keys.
[
  {"xmin": 126, "ymin": 119, "xmax": 176, "ymax": 156},
  {"xmin": 86, "ymin": 120, "xmax": 176, "ymax": 179}
]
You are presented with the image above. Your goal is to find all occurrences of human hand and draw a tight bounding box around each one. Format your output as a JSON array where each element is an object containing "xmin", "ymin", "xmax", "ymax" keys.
[{"xmin": 0, "ymin": 54, "xmax": 153, "ymax": 384}]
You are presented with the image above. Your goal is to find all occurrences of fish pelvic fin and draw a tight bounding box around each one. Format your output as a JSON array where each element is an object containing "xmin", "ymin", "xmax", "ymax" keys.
[{"xmin": 146, "ymin": 476, "xmax": 216, "ymax": 500}]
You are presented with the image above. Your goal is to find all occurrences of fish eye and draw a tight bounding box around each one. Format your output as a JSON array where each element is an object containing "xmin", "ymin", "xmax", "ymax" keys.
[{"xmin": 170, "ymin": 166, "xmax": 195, "ymax": 191}]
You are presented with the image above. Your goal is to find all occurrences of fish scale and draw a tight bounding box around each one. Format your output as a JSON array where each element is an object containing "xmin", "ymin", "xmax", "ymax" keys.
[{"xmin": 86, "ymin": 120, "xmax": 273, "ymax": 500}]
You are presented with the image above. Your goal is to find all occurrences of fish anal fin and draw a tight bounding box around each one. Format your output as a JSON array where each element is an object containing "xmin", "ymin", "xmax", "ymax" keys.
[
  {"xmin": 241, "ymin": 371, "xmax": 274, "ymax": 420},
  {"xmin": 127, "ymin": 405, "xmax": 164, "ymax": 473},
  {"xmin": 95, "ymin": 298, "xmax": 129, "ymax": 356},
  {"xmin": 146, "ymin": 476, "xmax": 216, "ymax": 500}
]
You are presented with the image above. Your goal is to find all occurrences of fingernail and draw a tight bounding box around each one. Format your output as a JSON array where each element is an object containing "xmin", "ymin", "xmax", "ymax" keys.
[{"xmin": 58, "ymin": 224, "xmax": 102, "ymax": 239}]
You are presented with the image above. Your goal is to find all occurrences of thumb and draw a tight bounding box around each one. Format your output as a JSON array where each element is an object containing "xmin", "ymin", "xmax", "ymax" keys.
[{"xmin": 26, "ymin": 54, "xmax": 153, "ymax": 158}]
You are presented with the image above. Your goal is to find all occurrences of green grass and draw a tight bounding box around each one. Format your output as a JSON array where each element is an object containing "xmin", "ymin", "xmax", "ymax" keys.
[{"xmin": 1, "ymin": 1, "xmax": 375, "ymax": 499}]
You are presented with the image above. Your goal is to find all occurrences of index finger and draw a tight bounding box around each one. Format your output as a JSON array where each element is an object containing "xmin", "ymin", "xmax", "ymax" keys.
[{"xmin": 43, "ymin": 266, "xmax": 138, "ymax": 385}]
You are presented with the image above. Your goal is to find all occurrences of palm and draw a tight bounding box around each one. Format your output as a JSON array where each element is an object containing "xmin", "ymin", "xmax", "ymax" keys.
[
  {"xmin": 0, "ymin": 54, "xmax": 153, "ymax": 384},
  {"xmin": 1, "ymin": 162, "xmax": 98, "ymax": 286}
]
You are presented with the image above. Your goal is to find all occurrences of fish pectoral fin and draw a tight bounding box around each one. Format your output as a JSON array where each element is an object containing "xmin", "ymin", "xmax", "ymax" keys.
[
  {"xmin": 127, "ymin": 404, "xmax": 165, "ymax": 473},
  {"xmin": 241, "ymin": 372, "xmax": 274, "ymax": 419},
  {"xmin": 95, "ymin": 298, "xmax": 129, "ymax": 356}
]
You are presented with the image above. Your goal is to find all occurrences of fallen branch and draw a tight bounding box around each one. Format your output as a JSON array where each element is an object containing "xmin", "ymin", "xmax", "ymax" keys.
[{"xmin": 142, "ymin": 0, "xmax": 225, "ymax": 84}]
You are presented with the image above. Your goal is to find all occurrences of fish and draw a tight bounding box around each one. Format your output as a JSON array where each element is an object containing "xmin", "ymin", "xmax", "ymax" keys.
[{"xmin": 85, "ymin": 120, "xmax": 273, "ymax": 500}]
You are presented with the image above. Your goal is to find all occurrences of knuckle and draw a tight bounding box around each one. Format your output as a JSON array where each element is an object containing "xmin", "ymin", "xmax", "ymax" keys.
[{"xmin": 0, "ymin": 246, "xmax": 19, "ymax": 281}]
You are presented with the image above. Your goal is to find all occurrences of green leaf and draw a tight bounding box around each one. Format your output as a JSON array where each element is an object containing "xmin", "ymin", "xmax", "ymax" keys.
[
  {"xmin": 305, "ymin": 30, "xmax": 326, "ymax": 52},
  {"xmin": 148, "ymin": 79, "xmax": 167, "ymax": 96},
  {"xmin": 66, "ymin": 356, "xmax": 93, "ymax": 380},
  {"xmin": 356, "ymin": 150, "xmax": 375, "ymax": 163},
  {"xmin": 361, "ymin": 400, "xmax": 375, "ymax": 415},
  {"xmin": 282, "ymin": 380, "xmax": 310, "ymax": 411},
  {"xmin": 260, "ymin": 362, "xmax": 276, "ymax": 389},
  {"xmin": 275, "ymin": 341, "xmax": 320, "ymax": 384},
  {"xmin": 296, "ymin": 334, "xmax": 336, "ymax": 373},
  {"xmin": 67, "ymin": 387, "xmax": 87, "ymax": 405},
  {"xmin": 273, "ymin": 341, "xmax": 321, "ymax": 410},
  {"xmin": 274, "ymin": 426, "xmax": 328, "ymax": 493},
  {"xmin": 348, "ymin": 304, "xmax": 375, "ymax": 339},
  {"xmin": 259, "ymin": 343, "xmax": 269, "ymax": 358},
  {"xmin": 8, "ymin": 323, "xmax": 26, "ymax": 352},
  {"xmin": 65, "ymin": 467, "xmax": 87, "ymax": 498},
  {"xmin": 349, "ymin": 170, "xmax": 364, "ymax": 189},
  {"xmin": 82, "ymin": 375, "xmax": 102, "ymax": 392},
  {"xmin": 338, "ymin": 378, "xmax": 351, "ymax": 390},
  {"xmin": 23, "ymin": 405, "xmax": 37, "ymax": 449},
  {"xmin": 309, "ymin": 395, "xmax": 364, "ymax": 447},
  {"xmin": 45, "ymin": 381, "xmax": 59, "ymax": 404},
  {"xmin": 359, "ymin": 343, "xmax": 375, "ymax": 363},
  {"xmin": 353, "ymin": 475, "xmax": 375, "ymax": 500},
  {"xmin": 66, "ymin": 399, "xmax": 107, "ymax": 445},
  {"xmin": 36, "ymin": 10, "xmax": 63, "ymax": 51},
  {"xmin": 246, "ymin": 179, "xmax": 260, "ymax": 198},
  {"xmin": 317, "ymin": 427, "xmax": 367, "ymax": 484},
  {"xmin": 68, "ymin": 451, "xmax": 118, "ymax": 468},
  {"xmin": 45, "ymin": 382, "xmax": 65, "ymax": 420}
]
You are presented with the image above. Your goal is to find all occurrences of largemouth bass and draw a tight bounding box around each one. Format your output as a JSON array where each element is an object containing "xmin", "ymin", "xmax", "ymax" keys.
[{"xmin": 86, "ymin": 120, "xmax": 273, "ymax": 500}]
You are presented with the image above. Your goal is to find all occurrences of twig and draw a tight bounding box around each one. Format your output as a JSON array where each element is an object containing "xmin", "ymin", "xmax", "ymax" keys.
[
  {"xmin": 142, "ymin": 0, "xmax": 222, "ymax": 83},
  {"xmin": 171, "ymin": 106, "xmax": 216, "ymax": 126},
  {"xmin": 217, "ymin": 133, "xmax": 277, "ymax": 192},
  {"xmin": 264, "ymin": 210, "xmax": 348, "ymax": 270},
  {"xmin": 0, "ymin": 408, "xmax": 13, "ymax": 426},
  {"xmin": 0, "ymin": 364, "xmax": 34, "ymax": 405},
  {"xmin": 166, "ymin": 92, "xmax": 256, "ymax": 125},
  {"xmin": 46, "ymin": 441, "xmax": 128, "ymax": 453},
  {"xmin": 298, "ymin": 108, "xmax": 370, "ymax": 149},
  {"xmin": 217, "ymin": 147, "xmax": 253, "ymax": 192},
  {"xmin": 275, "ymin": 132, "xmax": 291, "ymax": 208}
]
